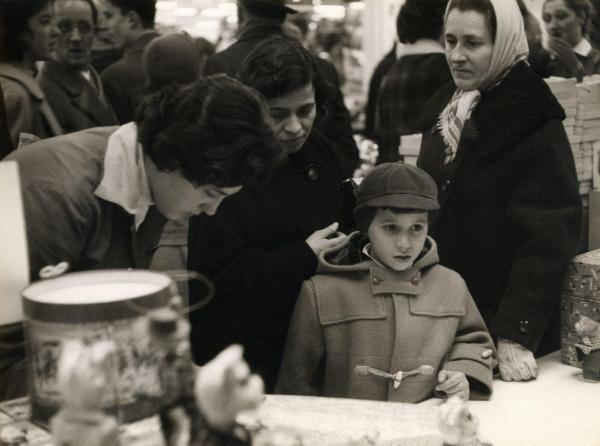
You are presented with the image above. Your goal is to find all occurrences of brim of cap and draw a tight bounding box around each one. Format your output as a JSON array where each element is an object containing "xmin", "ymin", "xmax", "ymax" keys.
[{"xmin": 363, "ymin": 194, "xmax": 440, "ymax": 211}]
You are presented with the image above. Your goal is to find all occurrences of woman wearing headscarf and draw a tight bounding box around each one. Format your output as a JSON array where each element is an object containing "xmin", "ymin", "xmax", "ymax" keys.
[{"xmin": 417, "ymin": 0, "xmax": 582, "ymax": 382}]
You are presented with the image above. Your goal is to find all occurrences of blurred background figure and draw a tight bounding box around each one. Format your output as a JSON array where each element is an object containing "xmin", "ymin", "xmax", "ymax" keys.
[
  {"xmin": 38, "ymin": 0, "xmax": 117, "ymax": 134},
  {"xmin": 90, "ymin": 0, "xmax": 124, "ymax": 72},
  {"xmin": 143, "ymin": 33, "xmax": 203, "ymax": 278},
  {"xmin": 0, "ymin": 0, "xmax": 63, "ymax": 151},
  {"xmin": 590, "ymin": 0, "xmax": 600, "ymax": 48},
  {"xmin": 204, "ymin": 0, "xmax": 359, "ymax": 178},
  {"xmin": 100, "ymin": 0, "xmax": 159, "ymax": 124},
  {"xmin": 193, "ymin": 37, "xmax": 216, "ymax": 74},
  {"xmin": 374, "ymin": 0, "xmax": 451, "ymax": 164},
  {"xmin": 0, "ymin": 85, "xmax": 12, "ymax": 158},
  {"xmin": 362, "ymin": 43, "xmax": 395, "ymax": 141},
  {"xmin": 542, "ymin": 0, "xmax": 600, "ymax": 78},
  {"xmin": 517, "ymin": 0, "xmax": 554, "ymax": 77}
]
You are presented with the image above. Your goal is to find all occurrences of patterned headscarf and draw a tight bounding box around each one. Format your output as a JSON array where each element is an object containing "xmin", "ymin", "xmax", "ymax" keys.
[{"xmin": 439, "ymin": 0, "xmax": 529, "ymax": 163}]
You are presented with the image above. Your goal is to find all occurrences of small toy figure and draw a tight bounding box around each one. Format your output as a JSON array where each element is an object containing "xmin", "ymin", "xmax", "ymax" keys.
[
  {"xmin": 50, "ymin": 340, "xmax": 120, "ymax": 446},
  {"xmin": 437, "ymin": 396, "xmax": 491, "ymax": 446},
  {"xmin": 575, "ymin": 315, "xmax": 600, "ymax": 382},
  {"xmin": 146, "ymin": 303, "xmax": 199, "ymax": 446}
]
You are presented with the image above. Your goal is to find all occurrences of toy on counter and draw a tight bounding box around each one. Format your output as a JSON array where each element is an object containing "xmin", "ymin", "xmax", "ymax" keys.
[
  {"xmin": 437, "ymin": 397, "xmax": 491, "ymax": 446},
  {"xmin": 50, "ymin": 340, "xmax": 120, "ymax": 446},
  {"xmin": 145, "ymin": 298, "xmax": 199, "ymax": 446},
  {"xmin": 575, "ymin": 315, "xmax": 600, "ymax": 382}
]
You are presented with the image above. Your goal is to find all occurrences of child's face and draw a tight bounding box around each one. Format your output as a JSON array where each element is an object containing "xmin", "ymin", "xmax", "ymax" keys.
[{"xmin": 367, "ymin": 209, "xmax": 428, "ymax": 271}]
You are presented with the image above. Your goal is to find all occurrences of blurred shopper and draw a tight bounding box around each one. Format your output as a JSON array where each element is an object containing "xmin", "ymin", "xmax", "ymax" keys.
[
  {"xmin": 543, "ymin": 0, "xmax": 600, "ymax": 76},
  {"xmin": 0, "ymin": 85, "xmax": 12, "ymax": 157},
  {"xmin": 143, "ymin": 33, "xmax": 202, "ymax": 275},
  {"xmin": 193, "ymin": 36, "xmax": 216, "ymax": 74},
  {"xmin": 590, "ymin": 0, "xmax": 600, "ymax": 48},
  {"xmin": 189, "ymin": 36, "xmax": 349, "ymax": 390},
  {"xmin": 90, "ymin": 0, "xmax": 124, "ymax": 72},
  {"xmin": 417, "ymin": 0, "xmax": 581, "ymax": 380},
  {"xmin": 363, "ymin": 44, "xmax": 395, "ymax": 140},
  {"xmin": 0, "ymin": 0, "xmax": 63, "ymax": 150},
  {"xmin": 375, "ymin": 0, "xmax": 452, "ymax": 164},
  {"xmin": 516, "ymin": 0, "xmax": 553, "ymax": 78},
  {"xmin": 38, "ymin": 0, "xmax": 117, "ymax": 134},
  {"xmin": 101, "ymin": 0, "xmax": 158, "ymax": 124},
  {"xmin": 2, "ymin": 75, "xmax": 279, "ymax": 400},
  {"xmin": 204, "ymin": 0, "xmax": 359, "ymax": 178}
]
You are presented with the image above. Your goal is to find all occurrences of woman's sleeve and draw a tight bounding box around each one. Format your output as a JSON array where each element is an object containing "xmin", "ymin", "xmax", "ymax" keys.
[
  {"xmin": 491, "ymin": 119, "xmax": 582, "ymax": 352},
  {"xmin": 276, "ymin": 280, "xmax": 325, "ymax": 396},
  {"xmin": 187, "ymin": 192, "xmax": 318, "ymax": 363}
]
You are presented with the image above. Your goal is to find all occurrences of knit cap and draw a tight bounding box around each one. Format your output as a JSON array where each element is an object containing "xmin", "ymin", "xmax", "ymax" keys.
[{"xmin": 143, "ymin": 33, "xmax": 201, "ymax": 88}]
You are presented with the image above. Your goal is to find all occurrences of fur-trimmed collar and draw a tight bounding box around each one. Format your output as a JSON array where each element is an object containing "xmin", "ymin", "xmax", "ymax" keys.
[{"xmin": 420, "ymin": 62, "xmax": 565, "ymax": 157}]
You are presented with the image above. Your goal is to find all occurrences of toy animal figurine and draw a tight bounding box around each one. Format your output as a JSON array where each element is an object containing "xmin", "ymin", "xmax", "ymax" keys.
[
  {"xmin": 146, "ymin": 304, "xmax": 199, "ymax": 446},
  {"xmin": 575, "ymin": 315, "xmax": 600, "ymax": 382},
  {"xmin": 437, "ymin": 396, "xmax": 491, "ymax": 446},
  {"xmin": 50, "ymin": 340, "xmax": 120, "ymax": 446}
]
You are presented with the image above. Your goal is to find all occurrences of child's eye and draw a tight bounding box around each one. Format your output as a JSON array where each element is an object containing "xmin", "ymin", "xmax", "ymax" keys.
[
  {"xmin": 383, "ymin": 225, "xmax": 397, "ymax": 233},
  {"xmin": 298, "ymin": 105, "xmax": 314, "ymax": 117},
  {"xmin": 411, "ymin": 224, "xmax": 424, "ymax": 232}
]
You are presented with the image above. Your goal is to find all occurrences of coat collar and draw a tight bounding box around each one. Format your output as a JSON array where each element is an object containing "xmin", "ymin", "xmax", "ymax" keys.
[
  {"xmin": 39, "ymin": 61, "xmax": 116, "ymax": 125},
  {"xmin": 318, "ymin": 232, "xmax": 440, "ymax": 296},
  {"xmin": 420, "ymin": 62, "xmax": 565, "ymax": 157},
  {"xmin": 236, "ymin": 24, "xmax": 283, "ymax": 45},
  {"xmin": 0, "ymin": 63, "xmax": 45, "ymax": 100}
]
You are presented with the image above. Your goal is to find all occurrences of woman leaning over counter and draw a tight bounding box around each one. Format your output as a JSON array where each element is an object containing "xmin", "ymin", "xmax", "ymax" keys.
[{"xmin": 417, "ymin": 0, "xmax": 582, "ymax": 382}]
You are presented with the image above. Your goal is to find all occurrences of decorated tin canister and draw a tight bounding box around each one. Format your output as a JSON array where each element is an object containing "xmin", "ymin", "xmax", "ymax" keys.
[{"xmin": 22, "ymin": 269, "xmax": 175, "ymax": 425}]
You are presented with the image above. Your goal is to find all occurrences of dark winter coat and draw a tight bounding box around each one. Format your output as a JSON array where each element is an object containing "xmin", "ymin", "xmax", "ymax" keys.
[
  {"xmin": 203, "ymin": 23, "xmax": 358, "ymax": 178},
  {"xmin": 38, "ymin": 61, "xmax": 117, "ymax": 134},
  {"xmin": 375, "ymin": 52, "xmax": 452, "ymax": 164},
  {"xmin": 417, "ymin": 61, "xmax": 582, "ymax": 355},
  {"xmin": 187, "ymin": 128, "xmax": 347, "ymax": 390},
  {"xmin": 276, "ymin": 233, "xmax": 495, "ymax": 402},
  {"xmin": 101, "ymin": 31, "xmax": 159, "ymax": 124}
]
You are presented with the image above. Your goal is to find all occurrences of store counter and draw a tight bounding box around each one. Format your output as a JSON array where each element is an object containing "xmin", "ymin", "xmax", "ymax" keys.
[{"xmin": 1, "ymin": 351, "xmax": 599, "ymax": 445}]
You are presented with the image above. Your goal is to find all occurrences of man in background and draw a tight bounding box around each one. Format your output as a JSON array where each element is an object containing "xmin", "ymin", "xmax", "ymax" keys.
[
  {"xmin": 100, "ymin": 0, "xmax": 158, "ymax": 124},
  {"xmin": 38, "ymin": 0, "xmax": 117, "ymax": 133}
]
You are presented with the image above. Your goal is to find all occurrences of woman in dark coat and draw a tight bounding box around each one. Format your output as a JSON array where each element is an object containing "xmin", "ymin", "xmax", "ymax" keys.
[
  {"xmin": 417, "ymin": 0, "xmax": 582, "ymax": 382},
  {"xmin": 188, "ymin": 36, "xmax": 349, "ymax": 390}
]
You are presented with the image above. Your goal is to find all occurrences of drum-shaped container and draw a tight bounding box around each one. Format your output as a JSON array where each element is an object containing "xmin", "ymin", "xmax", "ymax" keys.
[{"xmin": 22, "ymin": 270, "xmax": 175, "ymax": 425}]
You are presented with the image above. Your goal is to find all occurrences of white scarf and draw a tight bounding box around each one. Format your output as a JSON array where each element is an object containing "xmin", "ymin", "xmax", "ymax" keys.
[{"xmin": 94, "ymin": 123, "xmax": 154, "ymax": 230}]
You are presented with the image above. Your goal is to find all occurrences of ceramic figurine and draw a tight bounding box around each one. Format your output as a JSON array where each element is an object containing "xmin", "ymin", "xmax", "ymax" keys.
[
  {"xmin": 146, "ymin": 304, "xmax": 199, "ymax": 446},
  {"xmin": 50, "ymin": 340, "xmax": 120, "ymax": 446},
  {"xmin": 575, "ymin": 315, "xmax": 600, "ymax": 382},
  {"xmin": 437, "ymin": 396, "xmax": 491, "ymax": 446}
]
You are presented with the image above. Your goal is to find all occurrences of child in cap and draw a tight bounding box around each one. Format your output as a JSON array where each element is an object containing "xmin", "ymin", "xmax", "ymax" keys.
[{"xmin": 276, "ymin": 162, "xmax": 495, "ymax": 402}]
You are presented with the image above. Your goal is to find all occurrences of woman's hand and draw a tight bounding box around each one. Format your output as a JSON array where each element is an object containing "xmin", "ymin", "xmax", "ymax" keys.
[
  {"xmin": 194, "ymin": 345, "xmax": 265, "ymax": 433},
  {"xmin": 497, "ymin": 338, "xmax": 538, "ymax": 381},
  {"xmin": 305, "ymin": 222, "xmax": 347, "ymax": 256},
  {"xmin": 436, "ymin": 370, "xmax": 469, "ymax": 400}
]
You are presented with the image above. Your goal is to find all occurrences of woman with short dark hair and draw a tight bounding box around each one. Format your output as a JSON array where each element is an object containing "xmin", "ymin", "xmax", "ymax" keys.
[
  {"xmin": 188, "ymin": 35, "xmax": 349, "ymax": 390},
  {"xmin": 0, "ymin": 0, "xmax": 63, "ymax": 149}
]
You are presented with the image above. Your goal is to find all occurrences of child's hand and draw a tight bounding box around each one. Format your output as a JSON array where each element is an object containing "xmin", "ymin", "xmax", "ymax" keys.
[
  {"xmin": 195, "ymin": 345, "xmax": 264, "ymax": 433},
  {"xmin": 305, "ymin": 222, "xmax": 347, "ymax": 256},
  {"xmin": 436, "ymin": 370, "xmax": 469, "ymax": 400}
]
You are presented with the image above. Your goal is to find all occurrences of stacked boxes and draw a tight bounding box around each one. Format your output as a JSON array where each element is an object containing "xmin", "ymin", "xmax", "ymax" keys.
[
  {"xmin": 561, "ymin": 250, "xmax": 600, "ymax": 367},
  {"xmin": 399, "ymin": 133, "xmax": 422, "ymax": 166}
]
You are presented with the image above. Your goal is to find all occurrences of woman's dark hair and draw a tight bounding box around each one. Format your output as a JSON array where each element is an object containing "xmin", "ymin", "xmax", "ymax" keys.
[
  {"xmin": 0, "ymin": 0, "xmax": 52, "ymax": 62},
  {"xmin": 237, "ymin": 35, "xmax": 335, "ymax": 115},
  {"xmin": 447, "ymin": 0, "xmax": 497, "ymax": 42},
  {"xmin": 135, "ymin": 74, "xmax": 280, "ymax": 188},
  {"xmin": 544, "ymin": 0, "xmax": 594, "ymax": 34},
  {"xmin": 397, "ymin": 0, "xmax": 449, "ymax": 44}
]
